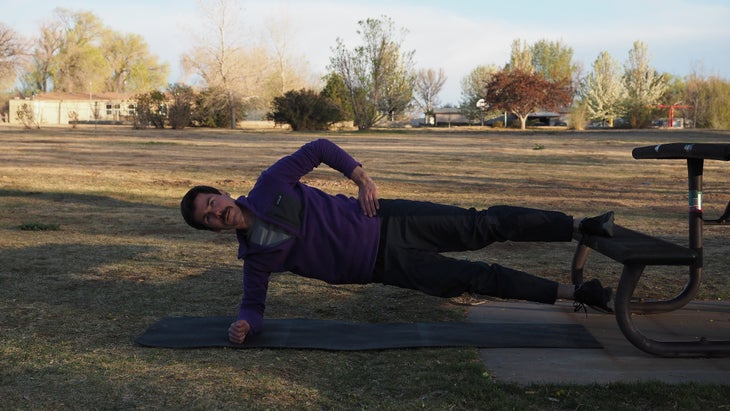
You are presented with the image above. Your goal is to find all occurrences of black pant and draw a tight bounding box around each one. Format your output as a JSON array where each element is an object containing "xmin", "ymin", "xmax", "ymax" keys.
[{"xmin": 372, "ymin": 200, "xmax": 574, "ymax": 304}]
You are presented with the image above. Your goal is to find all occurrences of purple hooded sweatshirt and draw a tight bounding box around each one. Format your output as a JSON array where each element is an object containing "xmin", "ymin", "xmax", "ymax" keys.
[{"xmin": 234, "ymin": 139, "xmax": 381, "ymax": 334}]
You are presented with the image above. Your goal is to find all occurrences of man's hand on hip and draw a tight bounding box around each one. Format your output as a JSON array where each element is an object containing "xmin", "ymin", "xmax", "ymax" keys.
[{"xmin": 351, "ymin": 166, "xmax": 379, "ymax": 217}]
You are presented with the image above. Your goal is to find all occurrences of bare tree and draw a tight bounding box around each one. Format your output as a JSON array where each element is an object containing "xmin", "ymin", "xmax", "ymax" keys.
[
  {"xmin": 263, "ymin": 4, "xmax": 311, "ymax": 98},
  {"xmin": 683, "ymin": 63, "xmax": 708, "ymax": 128},
  {"xmin": 329, "ymin": 15, "xmax": 415, "ymax": 130},
  {"xmin": 414, "ymin": 68, "xmax": 446, "ymax": 122},
  {"xmin": 0, "ymin": 23, "xmax": 27, "ymax": 91},
  {"xmin": 24, "ymin": 20, "xmax": 63, "ymax": 93},
  {"xmin": 182, "ymin": 0, "xmax": 266, "ymax": 128},
  {"xmin": 683, "ymin": 66, "xmax": 730, "ymax": 129}
]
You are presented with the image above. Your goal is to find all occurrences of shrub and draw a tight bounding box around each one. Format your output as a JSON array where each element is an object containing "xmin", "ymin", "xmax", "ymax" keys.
[
  {"xmin": 167, "ymin": 83, "xmax": 194, "ymax": 130},
  {"xmin": 68, "ymin": 111, "xmax": 79, "ymax": 128},
  {"xmin": 133, "ymin": 91, "xmax": 167, "ymax": 129},
  {"xmin": 15, "ymin": 103, "xmax": 39, "ymax": 129},
  {"xmin": 267, "ymin": 89, "xmax": 344, "ymax": 131},
  {"xmin": 191, "ymin": 86, "xmax": 246, "ymax": 128},
  {"xmin": 568, "ymin": 102, "xmax": 588, "ymax": 130},
  {"xmin": 626, "ymin": 103, "xmax": 654, "ymax": 129}
]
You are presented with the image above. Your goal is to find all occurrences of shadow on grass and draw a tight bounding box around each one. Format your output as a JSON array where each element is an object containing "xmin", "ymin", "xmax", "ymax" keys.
[
  {"xmin": 1, "ymin": 237, "xmax": 459, "ymax": 343},
  {"xmin": 1, "ymin": 242, "xmax": 160, "ymax": 312},
  {"xmin": 0, "ymin": 188, "xmax": 153, "ymax": 207},
  {"xmin": 0, "ymin": 189, "xmax": 191, "ymax": 238}
]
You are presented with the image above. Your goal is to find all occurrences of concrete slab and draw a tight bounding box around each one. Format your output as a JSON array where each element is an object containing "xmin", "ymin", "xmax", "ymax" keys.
[{"xmin": 467, "ymin": 300, "xmax": 730, "ymax": 385}]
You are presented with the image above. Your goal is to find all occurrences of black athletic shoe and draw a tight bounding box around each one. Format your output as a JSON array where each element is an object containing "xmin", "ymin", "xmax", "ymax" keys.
[
  {"xmin": 579, "ymin": 211, "xmax": 615, "ymax": 237},
  {"xmin": 573, "ymin": 279, "xmax": 613, "ymax": 313}
]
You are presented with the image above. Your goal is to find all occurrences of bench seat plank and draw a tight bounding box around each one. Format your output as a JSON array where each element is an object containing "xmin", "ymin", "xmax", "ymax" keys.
[{"xmin": 574, "ymin": 225, "xmax": 696, "ymax": 266}]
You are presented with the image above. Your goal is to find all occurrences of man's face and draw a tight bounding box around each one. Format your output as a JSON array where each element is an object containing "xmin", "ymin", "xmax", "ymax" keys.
[{"xmin": 192, "ymin": 192, "xmax": 249, "ymax": 231}]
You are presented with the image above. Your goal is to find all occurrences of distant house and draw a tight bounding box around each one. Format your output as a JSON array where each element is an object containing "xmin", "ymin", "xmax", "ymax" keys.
[
  {"xmin": 433, "ymin": 107, "xmax": 472, "ymax": 127},
  {"xmin": 410, "ymin": 108, "xmax": 474, "ymax": 127},
  {"xmin": 8, "ymin": 92, "xmax": 136, "ymax": 126},
  {"xmin": 417, "ymin": 108, "xmax": 567, "ymax": 128},
  {"xmin": 526, "ymin": 111, "xmax": 565, "ymax": 126},
  {"xmin": 485, "ymin": 111, "xmax": 565, "ymax": 127}
]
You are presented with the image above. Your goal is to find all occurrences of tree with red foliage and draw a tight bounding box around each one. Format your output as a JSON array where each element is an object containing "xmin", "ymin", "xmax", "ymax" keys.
[{"xmin": 485, "ymin": 69, "xmax": 573, "ymax": 130}]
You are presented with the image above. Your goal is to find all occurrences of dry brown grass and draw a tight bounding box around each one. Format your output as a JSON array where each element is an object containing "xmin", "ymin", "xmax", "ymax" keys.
[{"xmin": 1, "ymin": 125, "xmax": 729, "ymax": 409}]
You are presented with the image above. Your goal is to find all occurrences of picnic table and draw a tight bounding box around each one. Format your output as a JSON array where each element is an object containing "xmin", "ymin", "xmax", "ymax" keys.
[{"xmin": 571, "ymin": 143, "xmax": 730, "ymax": 357}]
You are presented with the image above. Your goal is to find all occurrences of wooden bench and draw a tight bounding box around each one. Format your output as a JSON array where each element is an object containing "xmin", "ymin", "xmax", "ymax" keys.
[{"xmin": 572, "ymin": 142, "xmax": 730, "ymax": 357}]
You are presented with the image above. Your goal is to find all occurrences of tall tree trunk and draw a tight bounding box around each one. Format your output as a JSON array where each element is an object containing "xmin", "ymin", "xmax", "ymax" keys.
[{"xmin": 229, "ymin": 92, "xmax": 236, "ymax": 129}]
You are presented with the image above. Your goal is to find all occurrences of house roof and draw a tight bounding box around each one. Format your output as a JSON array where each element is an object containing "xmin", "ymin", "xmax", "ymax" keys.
[
  {"xmin": 28, "ymin": 92, "xmax": 129, "ymax": 101},
  {"xmin": 433, "ymin": 107, "xmax": 461, "ymax": 114}
]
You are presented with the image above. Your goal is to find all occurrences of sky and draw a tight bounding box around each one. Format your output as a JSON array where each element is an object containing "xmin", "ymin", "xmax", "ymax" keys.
[{"xmin": 5, "ymin": 0, "xmax": 730, "ymax": 105}]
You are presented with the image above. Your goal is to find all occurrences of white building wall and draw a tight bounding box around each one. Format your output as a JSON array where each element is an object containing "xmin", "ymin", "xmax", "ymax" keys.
[{"xmin": 8, "ymin": 97, "xmax": 132, "ymax": 125}]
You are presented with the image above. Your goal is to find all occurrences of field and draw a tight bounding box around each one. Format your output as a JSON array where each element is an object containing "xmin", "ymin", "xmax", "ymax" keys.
[{"xmin": 1, "ymin": 125, "xmax": 730, "ymax": 410}]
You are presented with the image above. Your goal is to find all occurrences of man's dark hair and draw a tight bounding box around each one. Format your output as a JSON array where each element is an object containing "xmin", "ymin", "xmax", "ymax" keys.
[{"xmin": 180, "ymin": 185, "xmax": 222, "ymax": 230}]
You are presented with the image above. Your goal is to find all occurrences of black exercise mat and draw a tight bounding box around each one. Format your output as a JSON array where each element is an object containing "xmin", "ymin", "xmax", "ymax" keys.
[{"xmin": 135, "ymin": 317, "xmax": 602, "ymax": 350}]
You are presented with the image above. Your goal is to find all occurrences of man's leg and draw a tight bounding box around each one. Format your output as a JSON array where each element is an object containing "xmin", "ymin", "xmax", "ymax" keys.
[
  {"xmin": 379, "ymin": 246, "xmax": 559, "ymax": 303},
  {"xmin": 377, "ymin": 199, "xmax": 574, "ymax": 253},
  {"xmin": 374, "ymin": 200, "xmax": 612, "ymax": 306},
  {"xmin": 377, "ymin": 247, "xmax": 611, "ymax": 309}
]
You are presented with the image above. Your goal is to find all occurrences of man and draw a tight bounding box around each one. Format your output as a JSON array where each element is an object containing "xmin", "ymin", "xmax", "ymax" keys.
[{"xmin": 181, "ymin": 138, "xmax": 614, "ymax": 344}]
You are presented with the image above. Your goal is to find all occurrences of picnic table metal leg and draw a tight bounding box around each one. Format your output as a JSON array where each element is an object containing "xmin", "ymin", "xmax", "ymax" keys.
[
  {"xmin": 614, "ymin": 264, "xmax": 653, "ymax": 352},
  {"xmin": 625, "ymin": 157, "xmax": 706, "ymax": 314},
  {"xmin": 570, "ymin": 243, "xmax": 591, "ymax": 285},
  {"xmin": 615, "ymin": 263, "xmax": 730, "ymax": 357},
  {"xmin": 571, "ymin": 238, "xmax": 699, "ymax": 314},
  {"xmin": 629, "ymin": 266, "xmax": 701, "ymax": 314}
]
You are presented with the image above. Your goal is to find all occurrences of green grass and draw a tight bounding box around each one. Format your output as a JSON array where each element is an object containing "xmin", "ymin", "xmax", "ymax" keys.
[
  {"xmin": 18, "ymin": 222, "xmax": 61, "ymax": 231},
  {"xmin": 1, "ymin": 126, "xmax": 730, "ymax": 409}
]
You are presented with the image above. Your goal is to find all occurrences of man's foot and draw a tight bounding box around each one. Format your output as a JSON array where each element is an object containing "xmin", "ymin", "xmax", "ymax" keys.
[
  {"xmin": 573, "ymin": 279, "xmax": 613, "ymax": 313},
  {"xmin": 579, "ymin": 211, "xmax": 614, "ymax": 237}
]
